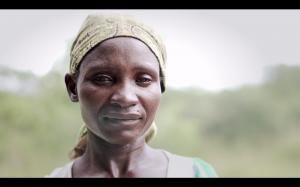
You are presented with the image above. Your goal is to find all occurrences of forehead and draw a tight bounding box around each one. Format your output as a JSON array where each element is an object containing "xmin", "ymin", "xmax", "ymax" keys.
[{"xmin": 79, "ymin": 37, "xmax": 159, "ymax": 72}]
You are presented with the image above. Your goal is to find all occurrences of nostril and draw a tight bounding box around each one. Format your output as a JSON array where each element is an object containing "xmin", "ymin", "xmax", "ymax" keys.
[{"xmin": 110, "ymin": 94, "xmax": 139, "ymax": 108}]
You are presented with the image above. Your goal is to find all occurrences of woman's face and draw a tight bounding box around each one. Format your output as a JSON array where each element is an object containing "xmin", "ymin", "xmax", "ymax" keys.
[{"xmin": 70, "ymin": 37, "xmax": 162, "ymax": 145}]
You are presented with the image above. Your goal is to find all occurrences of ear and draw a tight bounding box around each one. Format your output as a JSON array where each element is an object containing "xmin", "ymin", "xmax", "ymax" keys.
[
  {"xmin": 65, "ymin": 73, "xmax": 79, "ymax": 102},
  {"xmin": 160, "ymin": 77, "xmax": 165, "ymax": 93}
]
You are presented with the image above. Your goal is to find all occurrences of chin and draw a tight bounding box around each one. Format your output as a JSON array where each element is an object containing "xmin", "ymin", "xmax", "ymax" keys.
[
  {"xmin": 106, "ymin": 131, "xmax": 145, "ymax": 145},
  {"xmin": 88, "ymin": 125, "xmax": 144, "ymax": 145}
]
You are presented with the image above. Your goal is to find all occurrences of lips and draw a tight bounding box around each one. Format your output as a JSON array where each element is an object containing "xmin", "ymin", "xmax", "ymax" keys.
[
  {"xmin": 104, "ymin": 112, "xmax": 141, "ymax": 120},
  {"xmin": 103, "ymin": 112, "xmax": 142, "ymax": 125}
]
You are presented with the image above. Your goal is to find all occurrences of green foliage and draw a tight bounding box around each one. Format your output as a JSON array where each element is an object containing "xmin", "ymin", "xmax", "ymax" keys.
[{"xmin": 1, "ymin": 39, "xmax": 300, "ymax": 177}]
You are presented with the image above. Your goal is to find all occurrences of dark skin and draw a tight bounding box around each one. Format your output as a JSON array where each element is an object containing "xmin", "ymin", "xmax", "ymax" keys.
[{"xmin": 65, "ymin": 37, "xmax": 168, "ymax": 178}]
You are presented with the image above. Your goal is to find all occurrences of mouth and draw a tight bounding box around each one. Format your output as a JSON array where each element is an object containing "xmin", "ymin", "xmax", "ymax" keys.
[
  {"xmin": 105, "ymin": 118, "xmax": 140, "ymax": 121},
  {"xmin": 103, "ymin": 113, "xmax": 142, "ymax": 125},
  {"xmin": 103, "ymin": 117, "xmax": 142, "ymax": 126}
]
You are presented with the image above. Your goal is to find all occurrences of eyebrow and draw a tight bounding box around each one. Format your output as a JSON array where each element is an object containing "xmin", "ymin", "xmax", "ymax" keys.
[
  {"xmin": 87, "ymin": 65, "xmax": 157, "ymax": 71},
  {"xmin": 85, "ymin": 63, "xmax": 159, "ymax": 75},
  {"xmin": 86, "ymin": 64, "xmax": 115, "ymax": 70},
  {"xmin": 131, "ymin": 66, "xmax": 151, "ymax": 71}
]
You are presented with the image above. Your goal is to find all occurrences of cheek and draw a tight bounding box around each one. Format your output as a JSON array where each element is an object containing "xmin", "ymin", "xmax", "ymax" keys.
[
  {"xmin": 142, "ymin": 85, "xmax": 162, "ymax": 121},
  {"xmin": 77, "ymin": 82, "xmax": 108, "ymax": 124}
]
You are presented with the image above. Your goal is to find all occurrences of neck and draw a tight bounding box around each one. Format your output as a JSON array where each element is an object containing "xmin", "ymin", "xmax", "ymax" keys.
[{"xmin": 79, "ymin": 129, "xmax": 151, "ymax": 177}]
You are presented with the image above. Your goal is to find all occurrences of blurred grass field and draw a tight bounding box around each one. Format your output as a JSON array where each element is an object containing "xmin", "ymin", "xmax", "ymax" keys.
[{"xmin": 0, "ymin": 40, "xmax": 300, "ymax": 177}]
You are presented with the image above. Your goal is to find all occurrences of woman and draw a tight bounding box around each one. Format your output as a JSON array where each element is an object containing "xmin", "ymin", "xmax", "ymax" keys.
[{"xmin": 47, "ymin": 13, "xmax": 217, "ymax": 178}]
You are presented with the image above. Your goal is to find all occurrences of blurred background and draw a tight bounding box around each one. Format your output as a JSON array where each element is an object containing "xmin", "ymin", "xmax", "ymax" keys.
[{"xmin": 0, "ymin": 10, "xmax": 300, "ymax": 177}]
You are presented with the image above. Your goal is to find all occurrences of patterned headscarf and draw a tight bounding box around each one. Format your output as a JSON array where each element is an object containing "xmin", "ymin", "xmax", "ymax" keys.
[{"xmin": 71, "ymin": 14, "xmax": 167, "ymax": 144}]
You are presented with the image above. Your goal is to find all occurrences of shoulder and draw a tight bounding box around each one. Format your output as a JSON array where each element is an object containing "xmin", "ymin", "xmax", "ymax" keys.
[
  {"xmin": 161, "ymin": 150, "xmax": 218, "ymax": 178},
  {"xmin": 193, "ymin": 157, "xmax": 218, "ymax": 178},
  {"xmin": 44, "ymin": 160, "xmax": 75, "ymax": 178}
]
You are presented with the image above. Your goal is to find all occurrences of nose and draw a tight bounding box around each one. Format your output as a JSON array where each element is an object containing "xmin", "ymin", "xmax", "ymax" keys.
[{"xmin": 110, "ymin": 81, "xmax": 139, "ymax": 108}]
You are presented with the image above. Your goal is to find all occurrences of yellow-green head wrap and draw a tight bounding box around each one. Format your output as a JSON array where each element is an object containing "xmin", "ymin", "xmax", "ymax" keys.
[{"xmin": 71, "ymin": 13, "xmax": 167, "ymax": 144}]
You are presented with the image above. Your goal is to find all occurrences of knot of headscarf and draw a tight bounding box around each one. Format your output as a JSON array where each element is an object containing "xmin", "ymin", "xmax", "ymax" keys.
[{"xmin": 71, "ymin": 13, "xmax": 167, "ymax": 144}]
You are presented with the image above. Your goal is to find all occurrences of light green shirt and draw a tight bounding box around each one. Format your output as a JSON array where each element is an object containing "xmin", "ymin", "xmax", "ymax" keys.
[{"xmin": 46, "ymin": 150, "xmax": 218, "ymax": 178}]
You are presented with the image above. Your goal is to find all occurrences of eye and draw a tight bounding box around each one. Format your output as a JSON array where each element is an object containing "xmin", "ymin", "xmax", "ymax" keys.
[
  {"xmin": 94, "ymin": 76, "xmax": 112, "ymax": 81},
  {"xmin": 136, "ymin": 77, "xmax": 152, "ymax": 83}
]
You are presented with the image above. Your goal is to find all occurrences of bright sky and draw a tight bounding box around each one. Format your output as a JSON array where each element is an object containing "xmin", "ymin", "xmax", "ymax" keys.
[{"xmin": 1, "ymin": 10, "xmax": 300, "ymax": 92}]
